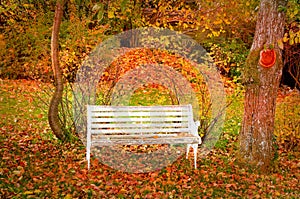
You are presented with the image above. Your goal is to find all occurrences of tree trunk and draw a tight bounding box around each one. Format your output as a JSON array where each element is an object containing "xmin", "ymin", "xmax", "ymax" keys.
[
  {"xmin": 48, "ymin": 0, "xmax": 66, "ymax": 141},
  {"xmin": 239, "ymin": 0, "xmax": 287, "ymax": 172}
]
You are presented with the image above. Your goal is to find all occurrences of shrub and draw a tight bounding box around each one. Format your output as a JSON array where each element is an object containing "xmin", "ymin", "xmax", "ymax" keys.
[
  {"xmin": 274, "ymin": 90, "xmax": 300, "ymax": 151},
  {"xmin": 204, "ymin": 39, "xmax": 249, "ymax": 80}
]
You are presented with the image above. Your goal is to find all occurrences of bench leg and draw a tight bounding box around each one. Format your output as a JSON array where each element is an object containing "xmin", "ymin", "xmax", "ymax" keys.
[
  {"xmin": 193, "ymin": 144, "xmax": 198, "ymax": 169},
  {"xmin": 186, "ymin": 144, "xmax": 196, "ymax": 159},
  {"xmin": 86, "ymin": 146, "xmax": 90, "ymax": 170},
  {"xmin": 186, "ymin": 144, "xmax": 190, "ymax": 159},
  {"xmin": 186, "ymin": 144, "xmax": 198, "ymax": 169}
]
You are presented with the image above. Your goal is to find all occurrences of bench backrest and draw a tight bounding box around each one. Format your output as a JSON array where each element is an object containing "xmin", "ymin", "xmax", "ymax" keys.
[{"xmin": 87, "ymin": 104, "xmax": 195, "ymax": 137}]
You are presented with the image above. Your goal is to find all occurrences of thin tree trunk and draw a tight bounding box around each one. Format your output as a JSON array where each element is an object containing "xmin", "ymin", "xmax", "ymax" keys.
[
  {"xmin": 239, "ymin": 0, "xmax": 287, "ymax": 172},
  {"xmin": 48, "ymin": 0, "xmax": 66, "ymax": 141}
]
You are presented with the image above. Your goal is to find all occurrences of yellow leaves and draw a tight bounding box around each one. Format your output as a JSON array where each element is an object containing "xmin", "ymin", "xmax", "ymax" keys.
[
  {"xmin": 23, "ymin": 189, "xmax": 42, "ymax": 195},
  {"xmin": 277, "ymin": 39, "xmax": 284, "ymax": 50},
  {"xmin": 274, "ymin": 191, "xmax": 281, "ymax": 197},
  {"xmin": 289, "ymin": 37, "xmax": 295, "ymax": 45},
  {"xmin": 108, "ymin": 11, "xmax": 114, "ymax": 19},
  {"xmin": 224, "ymin": 19, "xmax": 231, "ymax": 25},
  {"xmin": 213, "ymin": 19, "xmax": 223, "ymax": 25},
  {"xmin": 282, "ymin": 26, "xmax": 300, "ymax": 46},
  {"xmin": 183, "ymin": 23, "xmax": 189, "ymax": 29},
  {"xmin": 212, "ymin": 30, "xmax": 220, "ymax": 37},
  {"xmin": 168, "ymin": 24, "xmax": 174, "ymax": 31},
  {"xmin": 283, "ymin": 33, "xmax": 289, "ymax": 42},
  {"xmin": 293, "ymin": 8, "xmax": 298, "ymax": 16},
  {"xmin": 64, "ymin": 194, "xmax": 73, "ymax": 199},
  {"xmin": 119, "ymin": 188, "xmax": 127, "ymax": 194}
]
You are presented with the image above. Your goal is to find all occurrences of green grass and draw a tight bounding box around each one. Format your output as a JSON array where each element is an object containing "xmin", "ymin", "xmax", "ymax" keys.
[
  {"xmin": 129, "ymin": 86, "xmax": 175, "ymax": 106},
  {"xmin": 0, "ymin": 80, "xmax": 48, "ymax": 128}
]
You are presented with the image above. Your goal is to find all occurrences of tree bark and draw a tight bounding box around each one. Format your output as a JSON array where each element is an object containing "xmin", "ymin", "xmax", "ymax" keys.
[
  {"xmin": 48, "ymin": 0, "xmax": 66, "ymax": 141},
  {"xmin": 239, "ymin": 0, "xmax": 287, "ymax": 172}
]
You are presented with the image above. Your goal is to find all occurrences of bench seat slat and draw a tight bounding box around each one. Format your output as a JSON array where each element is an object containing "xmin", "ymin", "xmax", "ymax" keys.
[
  {"xmin": 90, "ymin": 117, "xmax": 189, "ymax": 123},
  {"xmin": 92, "ymin": 136, "xmax": 199, "ymax": 146},
  {"xmin": 90, "ymin": 127, "xmax": 190, "ymax": 134},
  {"xmin": 92, "ymin": 133, "xmax": 182, "ymax": 138},
  {"xmin": 90, "ymin": 111, "xmax": 189, "ymax": 117},
  {"xmin": 90, "ymin": 123, "xmax": 188, "ymax": 128},
  {"xmin": 88, "ymin": 105, "xmax": 190, "ymax": 112}
]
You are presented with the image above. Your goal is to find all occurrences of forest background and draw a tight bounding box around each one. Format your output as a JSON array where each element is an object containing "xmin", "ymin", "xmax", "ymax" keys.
[{"xmin": 1, "ymin": 0, "xmax": 299, "ymax": 87}]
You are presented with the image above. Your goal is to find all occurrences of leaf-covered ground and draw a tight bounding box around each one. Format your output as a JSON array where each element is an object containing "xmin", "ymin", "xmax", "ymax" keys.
[{"xmin": 0, "ymin": 80, "xmax": 299, "ymax": 198}]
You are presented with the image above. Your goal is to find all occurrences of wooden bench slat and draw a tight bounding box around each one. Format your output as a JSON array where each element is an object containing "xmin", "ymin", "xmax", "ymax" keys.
[
  {"xmin": 92, "ymin": 133, "xmax": 183, "ymax": 138},
  {"xmin": 90, "ymin": 127, "xmax": 190, "ymax": 134},
  {"xmin": 90, "ymin": 122, "xmax": 188, "ymax": 128},
  {"xmin": 90, "ymin": 111, "xmax": 189, "ymax": 117},
  {"xmin": 92, "ymin": 136, "xmax": 200, "ymax": 146},
  {"xmin": 90, "ymin": 117, "xmax": 189, "ymax": 123},
  {"xmin": 88, "ymin": 105, "xmax": 190, "ymax": 111}
]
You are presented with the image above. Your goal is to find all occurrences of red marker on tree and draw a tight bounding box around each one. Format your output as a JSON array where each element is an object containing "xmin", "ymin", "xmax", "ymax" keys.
[{"xmin": 259, "ymin": 48, "xmax": 276, "ymax": 68}]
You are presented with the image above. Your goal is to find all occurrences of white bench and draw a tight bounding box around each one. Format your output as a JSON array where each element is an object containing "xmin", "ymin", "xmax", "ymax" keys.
[{"xmin": 86, "ymin": 104, "xmax": 201, "ymax": 170}]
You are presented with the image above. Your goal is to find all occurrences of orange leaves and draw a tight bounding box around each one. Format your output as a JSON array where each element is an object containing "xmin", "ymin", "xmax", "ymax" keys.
[
  {"xmin": 149, "ymin": 172, "xmax": 159, "ymax": 182},
  {"xmin": 74, "ymin": 171, "xmax": 88, "ymax": 181},
  {"xmin": 98, "ymin": 48, "xmax": 207, "ymax": 98},
  {"xmin": 0, "ymin": 80, "xmax": 299, "ymax": 198},
  {"xmin": 101, "ymin": 48, "xmax": 196, "ymax": 82}
]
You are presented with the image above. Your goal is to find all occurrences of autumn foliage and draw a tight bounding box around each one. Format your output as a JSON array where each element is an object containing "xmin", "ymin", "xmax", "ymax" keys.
[{"xmin": 0, "ymin": 0, "xmax": 299, "ymax": 197}]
